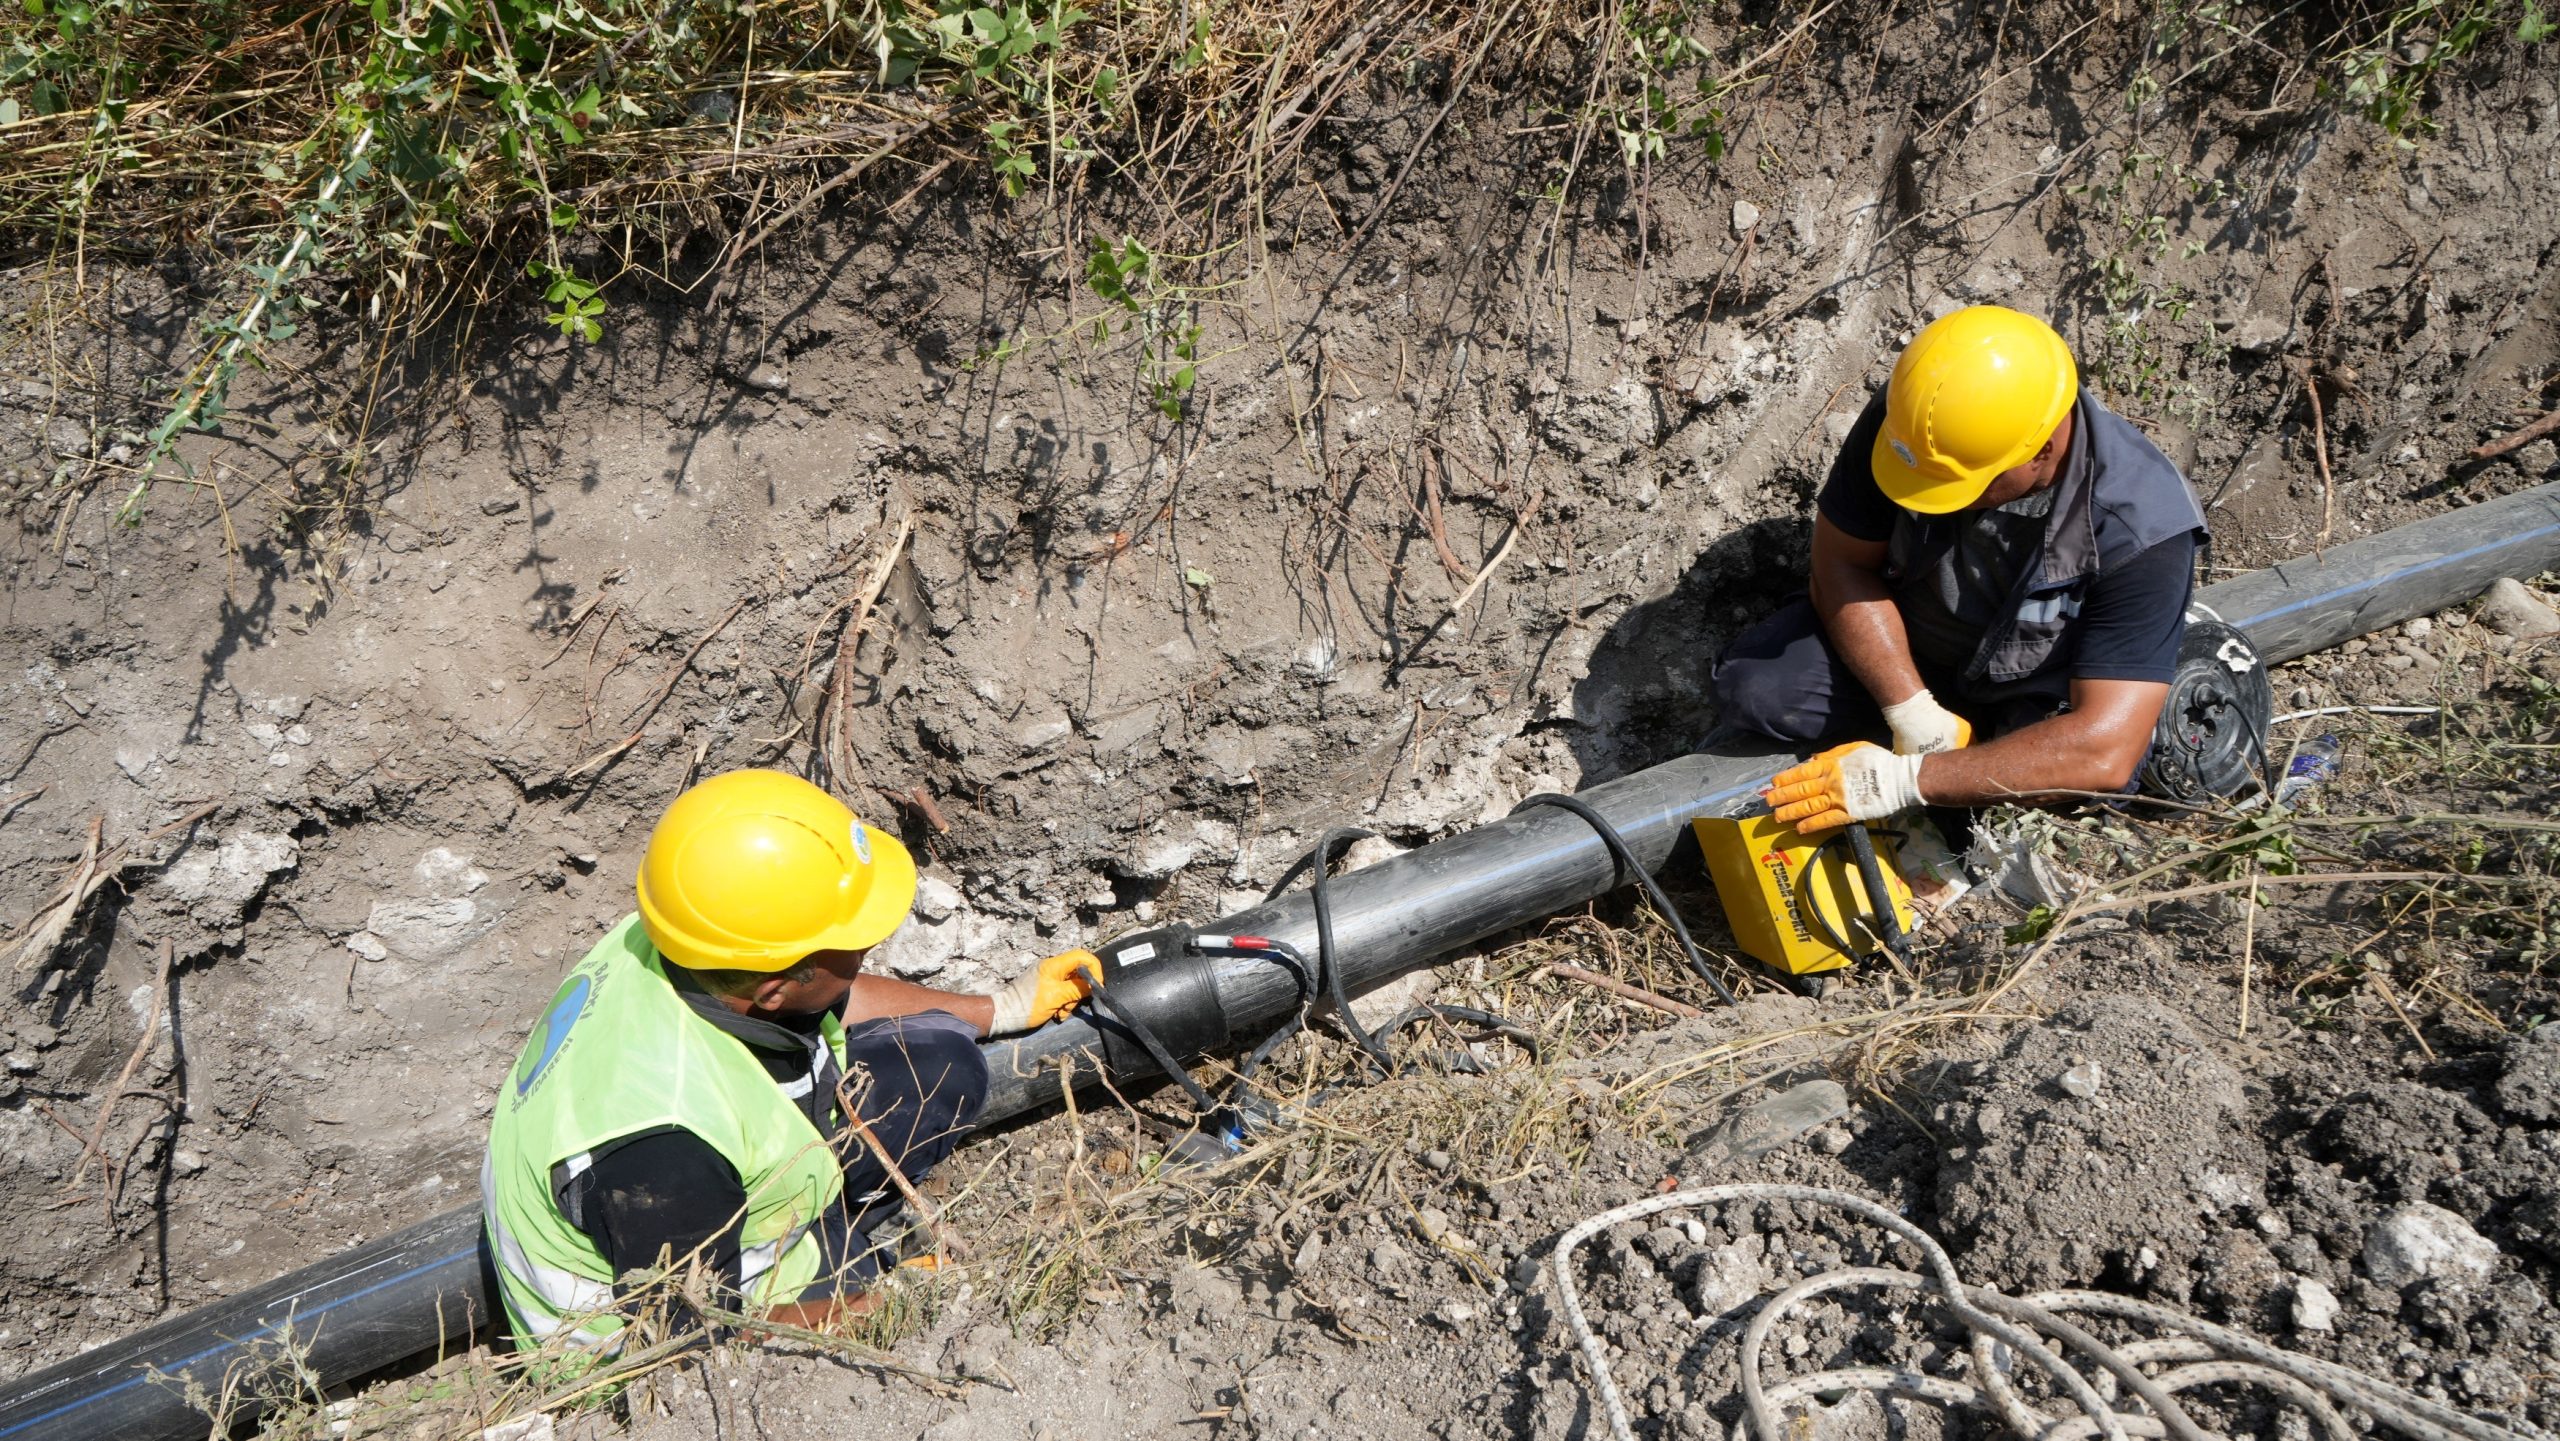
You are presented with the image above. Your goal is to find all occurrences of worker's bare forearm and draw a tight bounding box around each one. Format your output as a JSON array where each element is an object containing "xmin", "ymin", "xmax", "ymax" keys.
[
  {"xmin": 842, "ymin": 973, "xmax": 996, "ymax": 1034},
  {"xmin": 1808, "ymin": 519, "xmax": 1925, "ymax": 710},
  {"xmin": 1915, "ymin": 708, "xmax": 2145, "ymax": 805}
]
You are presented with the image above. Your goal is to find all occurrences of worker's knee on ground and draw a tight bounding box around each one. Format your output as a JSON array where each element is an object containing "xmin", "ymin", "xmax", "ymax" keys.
[
  {"xmin": 1709, "ymin": 651, "xmax": 1833, "ymax": 745},
  {"xmin": 843, "ymin": 1014, "xmax": 991, "ymax": 1137}
]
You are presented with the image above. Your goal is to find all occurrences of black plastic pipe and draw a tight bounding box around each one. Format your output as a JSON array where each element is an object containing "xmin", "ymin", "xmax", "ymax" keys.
[
  {"xmin": 2195, "ymin": 484, "xmax": 2560, "ymax": 666},
  {"xmin": 8, "ymin": 480, "xmax": 2556, "ymax": 1441},
  {"xmin": 0, "ymin": 1208, "xmax": 489, "ymax": 1441}
]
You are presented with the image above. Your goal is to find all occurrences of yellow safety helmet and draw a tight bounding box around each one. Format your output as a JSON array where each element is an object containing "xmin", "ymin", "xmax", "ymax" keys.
[
  {"xmin": 636, "ymin": 769, "xmax": 916, "ymax": 972},
  {"xmin": 1870, "ymin": 305, "xmax": 2079, "ymax": 514}
]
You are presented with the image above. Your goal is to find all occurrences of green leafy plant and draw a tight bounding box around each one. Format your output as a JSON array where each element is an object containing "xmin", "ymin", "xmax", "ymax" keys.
[
  {"xmin": 1085, "ymin": 235, "xmax": 1207, "ymax": 420},
  {"xmin": 0, "ymin": 0, "xmax": 1565, "ymax": 530},
  {"xmin": 2323, "ymin": 0, "xmax": 2536, "ymax": 142},
  {"xmin": 2067, "ymin": 140, "xmax": 2229, "ymax": 420},
  {"xmin": 1606, "ymin": 1, "xmax": 1730, "ymax": 169},
  {"xmin": 534, "ymin": 262, "xmax": 607, "ymax": 343}
]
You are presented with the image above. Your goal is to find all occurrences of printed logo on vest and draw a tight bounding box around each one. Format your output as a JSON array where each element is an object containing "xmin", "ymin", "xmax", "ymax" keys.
[{"xmin": 515, "ymin": 974, "xmax": 593, "ymax": 1100}]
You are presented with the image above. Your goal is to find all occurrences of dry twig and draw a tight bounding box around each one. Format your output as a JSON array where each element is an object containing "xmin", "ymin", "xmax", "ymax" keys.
[
  {"xmin": 1543, "ymin": 963, "xmax": 1705, "ymax": 1020},
  {"xmin": 2471, "ymin": 407, "xmax": 2560, "ymax": 462},
  {"xmin": 821, "ymin": 513, "xmax": 916, "ymax": 792},
  {"xmin": 835, "ymin": 1074, "xmax": 968, "ymax": 1265},
  {"xmin": 2302, "ymin": 363, "xmax": 2336, "ymax": 557},
  {"xmin": 563, "ymin": 595, "xmax": 757, "ymax": 780},
  {"xmin": 65, "ymin": 940, "xmax": 176, "ymax": 1220},
  {"xmin": 6, "ymin": 803, "xmax": 218, "ymax": 972}
]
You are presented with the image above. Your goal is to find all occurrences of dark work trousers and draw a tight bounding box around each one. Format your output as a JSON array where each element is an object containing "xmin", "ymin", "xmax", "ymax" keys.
[
  {"xmin": 1710, "ymin": 596, "xmax": 2071, "ymax": 748},
  {"xmin": 799, "ymin": 1012, "xmax": 988, "ymax": 1296}
]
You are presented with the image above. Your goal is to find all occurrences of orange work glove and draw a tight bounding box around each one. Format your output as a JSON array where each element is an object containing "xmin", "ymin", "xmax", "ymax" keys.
[
  {"xmin": 1763, "ymin": 741, "xmax": 1926, "ymax": 834},
  {"xmin": 987, "ymin": 948, "xmax": 1102, "ymax": 1035}
]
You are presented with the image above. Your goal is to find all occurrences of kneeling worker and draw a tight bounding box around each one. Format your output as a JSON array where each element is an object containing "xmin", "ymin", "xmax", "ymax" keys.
[
  {"xmin": 482, "ymin": 769, "xmax": 1099, "ymax": 1348},
  {"xmin": 1711, "ymin": 305, "xmax": 2209, "ymax": 831}
]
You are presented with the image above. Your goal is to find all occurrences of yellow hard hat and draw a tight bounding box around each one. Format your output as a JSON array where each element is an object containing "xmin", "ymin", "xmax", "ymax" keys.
[
  {"xmin": 1870, "ymin": 305, "xmax": 2079, "ymax": 514},
  {"xmin": 636, "ymin": 769, "xmax": 916, "ymax": 972}
]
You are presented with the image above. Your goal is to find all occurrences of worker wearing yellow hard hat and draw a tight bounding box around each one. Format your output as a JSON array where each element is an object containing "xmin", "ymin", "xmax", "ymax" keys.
[
  {"xmin": 1709, "ymin": 304, "xmax": 2218, "ymax": 833},
  {"xmin": 482, "ymin": 769, "xmax": 1099, "ymax": 1352}
]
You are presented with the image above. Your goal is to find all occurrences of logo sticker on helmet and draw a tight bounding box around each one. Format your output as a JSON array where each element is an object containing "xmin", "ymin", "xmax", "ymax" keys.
[
  {"xmin": 515, "ymin": 974, "xmax": 593, "ymax": 1100},
  {"xmin": 849, "ymin": 821, "xmax": 872, "ymax": 866},
  {"xmin": 1889, "ymin": 437, "xmax": 1918, "ymax": 468}
]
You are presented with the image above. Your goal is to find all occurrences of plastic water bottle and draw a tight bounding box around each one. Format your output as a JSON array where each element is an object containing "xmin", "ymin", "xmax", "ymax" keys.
[{"xmin": 2274, "ymin": 734, "xmax": 2342, "ymax": 804}]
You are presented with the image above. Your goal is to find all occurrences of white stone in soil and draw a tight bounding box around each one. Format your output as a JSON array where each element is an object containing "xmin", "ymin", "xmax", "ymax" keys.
[
  {"xmin": 345, "ymin": 932, "xmax": 390, "ymax": 963},
  {"xmin": 913, "ymin": 874, "xmax": 962, "ymax": 922},
  {"xmin": 1117, "ymin": 831, "xmax": 1201, "ymax": 879},
  {"xmin": 1192, "ymin": 817, "xmax": 1240, "ymax": 858},
  {"xmin": 1292, "ymin": 633, "xmax": 1339, "ymax": 679},
  {"xmin": 2291, "ymin": 1277, "xmax": 2341, "ymax": 1332},
  {"xmin": 2478, "ymin": 578, "xmax": 2560, "ymax": 638},
  {"xmin": 2362, "ymin": 1202, "xmax": 2500, "ymax": 1288},
  {"xmin": 872, "ymin": 915, "xmax": 959, "ymax": 980},
  {"xmin": 160, "ymin": 831, "xmax": 300, "ymax": 907},
  {"xmin": 365, "ymin": 897, "xmax": 495, "ymax": 960},
  {"xmin": 480, "ymin": 1415, "xmax": 554, "ymax": 1441},
  {"xmin": 1343, "ymin": 964, "xmax": 1437, "ymax": 1032},
  {"xmin": 414, "ymin": 846, "xmax": 490, "ymax": 897},
  {"xmin": 1014, "ymin": 716, "xmax": 1073, "ymax": 751},
  {"xmin": 1690, "ymin": 1236, "xmax": 1770, "ymax": 1318},
  {"xmin": 955, "ymin": 912, "xmax": 1013, "ymax": 961}
]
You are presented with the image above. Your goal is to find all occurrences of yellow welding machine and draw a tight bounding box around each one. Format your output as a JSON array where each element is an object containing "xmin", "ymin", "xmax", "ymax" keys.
[{"xmin": 1692, "ymin": 814, "xmax": 1915, "ymax": 977}]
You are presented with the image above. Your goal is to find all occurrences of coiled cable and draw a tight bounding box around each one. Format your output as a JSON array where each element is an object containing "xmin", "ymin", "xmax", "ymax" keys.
[{"xmin": 1546, "ymin": 1183, "xmax": 2528, "ymax": 1441}]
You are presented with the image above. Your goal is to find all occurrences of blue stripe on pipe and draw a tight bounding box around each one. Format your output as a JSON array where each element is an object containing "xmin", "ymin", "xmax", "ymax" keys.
[
  {"xmin": 2219, "ymin": 516, "xmax": 2560, "ymax": 634},
  {"xmin": 0, "ymin": 1245, "xmax": 480, "ymax": 1440}
]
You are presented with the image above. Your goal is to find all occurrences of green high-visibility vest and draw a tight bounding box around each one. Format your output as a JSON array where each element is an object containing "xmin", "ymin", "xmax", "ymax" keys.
[{"xmin": 480, "ymin": 915, "xmax": 846, "ymax": 1348}]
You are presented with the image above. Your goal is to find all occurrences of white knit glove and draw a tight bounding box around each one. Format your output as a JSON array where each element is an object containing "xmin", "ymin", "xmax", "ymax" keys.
[{"xmin": 1880, "ymin": 689, "xmax": 1973, "ymax": 756}]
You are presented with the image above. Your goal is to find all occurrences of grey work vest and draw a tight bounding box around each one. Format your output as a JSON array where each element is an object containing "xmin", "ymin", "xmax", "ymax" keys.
[{"xmin": 1884, "ymin": 395, "xmax": 2205, "ymax": 687}]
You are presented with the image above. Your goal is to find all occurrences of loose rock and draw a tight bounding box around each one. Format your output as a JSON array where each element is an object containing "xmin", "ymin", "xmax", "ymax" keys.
[
  {"xmin": 2291, "ymin": 1276, "xmax": 2340, "ymax": 1332},
  {"xmin": 2477, "ymin": 578, "xmax": 2560, "ymax": 638},
  {"xmin": 2363, "ymin": 1203, "xmax": 2500, "ymax": 1289},
  {"xmin": 2492, "ymin": 1022, "xmax": 2560, "ymax": 1123}
]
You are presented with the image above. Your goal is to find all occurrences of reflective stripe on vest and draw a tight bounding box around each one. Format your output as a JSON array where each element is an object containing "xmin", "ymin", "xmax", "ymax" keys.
[{"xmin": 482, "ymin": 1152, "xmax": 616, "ymax": 1344}]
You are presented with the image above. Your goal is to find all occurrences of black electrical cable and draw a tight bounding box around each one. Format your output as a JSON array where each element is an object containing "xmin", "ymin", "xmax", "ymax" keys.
[
  {"xmin": 1226, "ymin": 936, "xmax": 1317, "ymax": 1087},
  {"xmin": 1264, "ymin": 827, "xmax": 1399, "ymax": 1076},
  {"xmin": 1511, "ymin": 793, "xmax": 1741, "ymax": 1008},
  {"xmin": 1077, "ymin": 822, "xmax": 1548, "ymax": 1146},
  {"xmin": 1791, "ymin": 828, "xmax": 1908, "ymax": 962},
  {"xmin": 1081, "ymin": 980, "xmax": 1225, "ymax": 1118},
  {"xmin": 1372, "ymin": 1004, "xmax": 1544, "ymax": 1071}
]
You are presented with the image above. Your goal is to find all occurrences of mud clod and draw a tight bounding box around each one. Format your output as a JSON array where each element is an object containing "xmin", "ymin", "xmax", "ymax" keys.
[{"xmin": 1935, "ymin": 997, "xmax": 2261, "ymax": 1296}]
